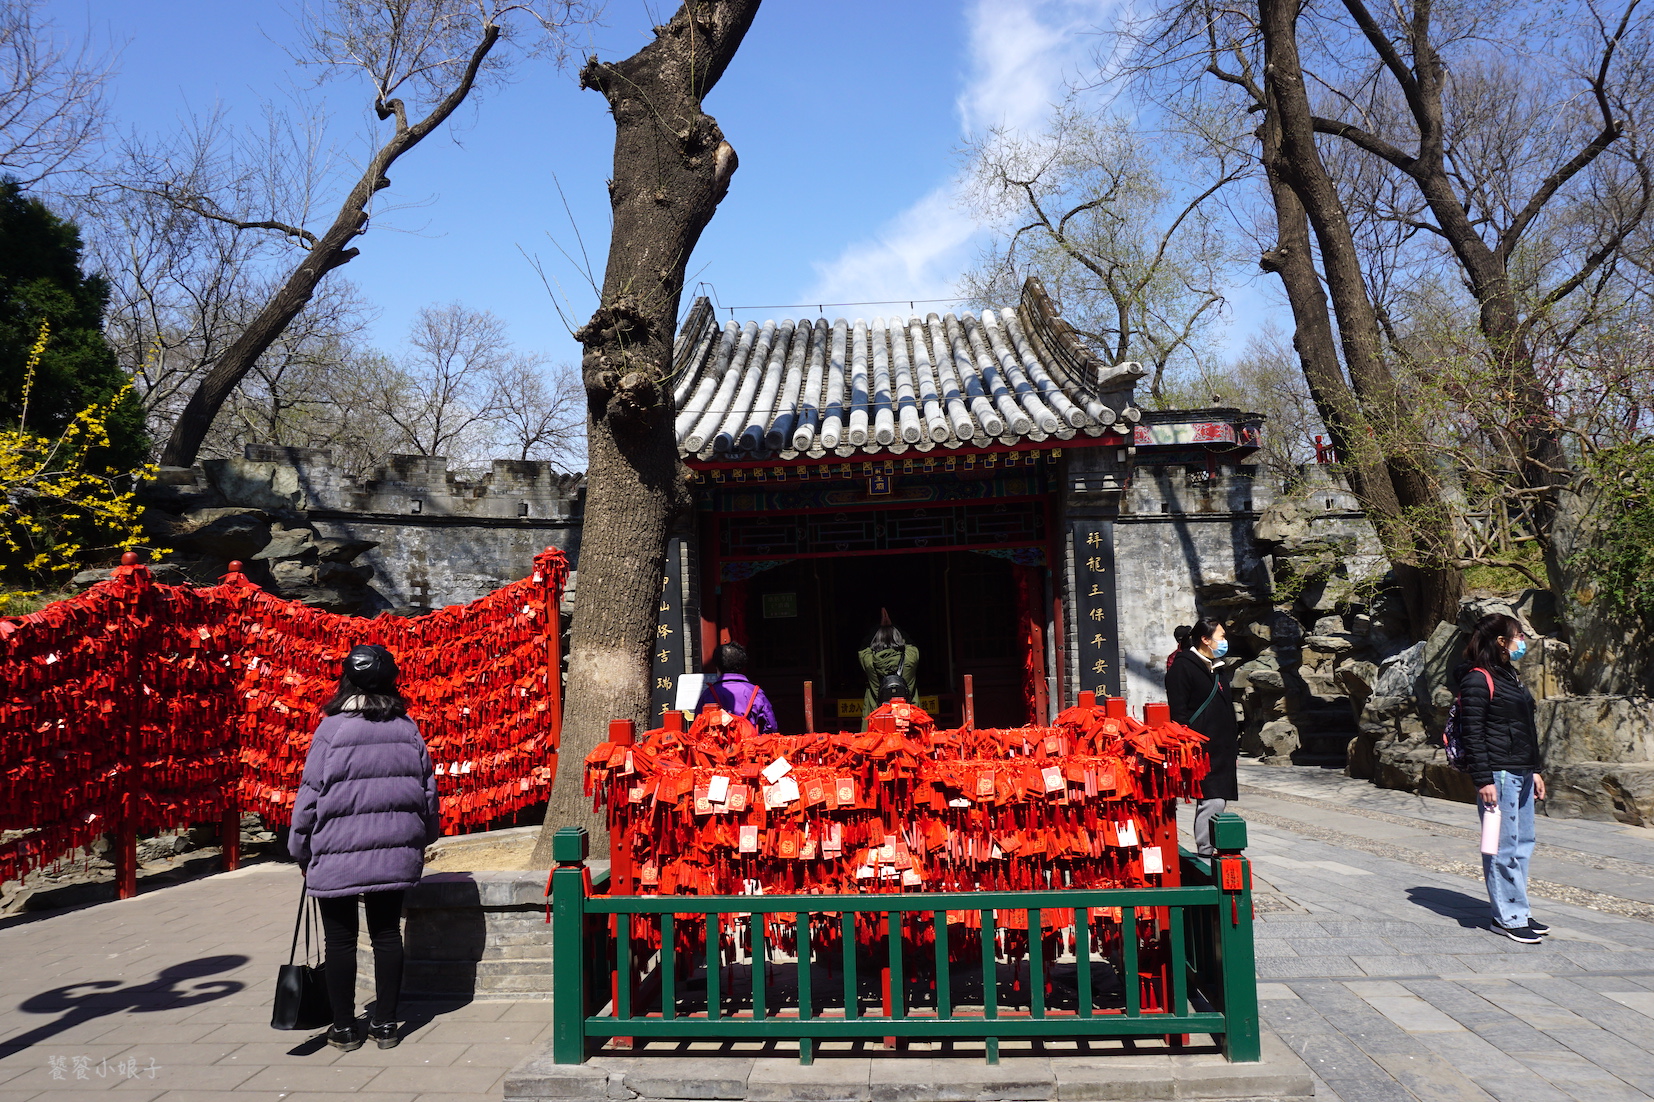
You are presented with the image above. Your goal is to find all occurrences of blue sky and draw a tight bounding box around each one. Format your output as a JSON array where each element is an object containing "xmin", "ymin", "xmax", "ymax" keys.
[{"xmin": 46, "ymin": 0, "xmax": 1259, "ymax": 370}]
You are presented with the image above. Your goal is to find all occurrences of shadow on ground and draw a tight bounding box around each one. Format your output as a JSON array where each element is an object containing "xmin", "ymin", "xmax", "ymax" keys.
[
  {"xmin": 0, "ymin": 954, "xmax": 247, "ymax": 1056},
  {"xmin": 1405, "ymin": 885, "xmax": 1490, "ymax": 928}
]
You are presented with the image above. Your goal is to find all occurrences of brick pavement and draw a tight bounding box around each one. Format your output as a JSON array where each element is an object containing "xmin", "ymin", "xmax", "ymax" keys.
[
  {"xmin": 0, "ymin": 862, "xmax": 553, "ymax": 1101},
  {"xmin": 2, "ymin": 762, "xmax": 1651, "ymax": 1101},
  {"xmin": 1229, "ymin": 761, "xmax": 1654, "ymax": 1102}
]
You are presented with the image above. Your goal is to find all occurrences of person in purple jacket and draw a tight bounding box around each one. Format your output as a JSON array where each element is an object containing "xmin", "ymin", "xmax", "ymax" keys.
[
  {"xmin": 289, "ymin": 644, "xmax": 440, "ymax": 1052},
  {"xmin": 696, "ymin": 643, "xmax": 778, "ymax": 732}
]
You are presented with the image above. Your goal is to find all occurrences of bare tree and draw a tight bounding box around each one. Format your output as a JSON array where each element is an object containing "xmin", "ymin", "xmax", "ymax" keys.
[
  {"xmin": 209, "ymin": 282, "xmax": 378, "ymax": 458},
  {"xmin": 963, "ymin": 103, "xmax": 1241, "ymax": 403},
  {"xmin": 0, "ymin": 0, "xmax": 109, "ymax": 185},
  {"xmin": 488, "ymin": 357, "xmax": 583, "ymax": 466},
  {"xmin": 533, "ymin": 0, "xmax": 761, "ymax": 861},
  {"xmin": 1120, "ymin": 0, "xmax": 1654, "ymax": 642},
  {"xmin": 134, "ymin": 0, "xmax": 594, "ymax": 468},
  {"xmin": 368, "ymin": 302, "xmax": 511, "ymax": 460},
  {"xmin": 80, "ymin": 138, "xmax": 377, "ymax": 458},
  {"xmin": 1293, "ymin": 0, "xmax": 1653, "ymax": 546}
]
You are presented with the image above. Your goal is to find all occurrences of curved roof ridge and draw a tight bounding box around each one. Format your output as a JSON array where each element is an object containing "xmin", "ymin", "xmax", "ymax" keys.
[{"xmin": 668, "ymin": 278, "xmax": 1141, "ymax": 461}]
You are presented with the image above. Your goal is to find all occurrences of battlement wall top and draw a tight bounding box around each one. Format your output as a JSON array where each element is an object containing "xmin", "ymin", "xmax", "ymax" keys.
[{"xmin": 237, "ymin": 444, "xmax": 584, "ymax": 520}]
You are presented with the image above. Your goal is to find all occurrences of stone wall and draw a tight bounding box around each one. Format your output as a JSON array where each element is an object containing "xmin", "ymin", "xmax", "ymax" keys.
[
  {"xmin": 124, "ymin": 447, "xmax": 583, "ymax": 614},
  {"xmin": 240, "ymin": 445, "xmax": 584, "ymax": 613},
  {"xmin": 1107, "ymin": 459, "xmax": 1275, "ymax": 711},
  {"xmin": 1224, "ymin": 474, "xmax": 1405, "ymax": 766}
]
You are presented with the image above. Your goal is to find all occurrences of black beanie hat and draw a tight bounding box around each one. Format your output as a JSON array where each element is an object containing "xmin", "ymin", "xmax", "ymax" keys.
[{"xmin": 343, "ymin": 644, "xmax": 398, "ymax": 692}]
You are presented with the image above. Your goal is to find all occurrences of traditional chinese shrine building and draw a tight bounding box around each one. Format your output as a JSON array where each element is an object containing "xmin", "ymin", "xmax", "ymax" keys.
[{"xmin": 649, "ymin": 277, "xmax": 1269, "ymax": 730}]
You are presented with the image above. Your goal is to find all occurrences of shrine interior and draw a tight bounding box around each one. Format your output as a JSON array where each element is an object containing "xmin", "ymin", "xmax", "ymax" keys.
[{"xmin": 737, "ymin": 550, "xmax": 1027, "ymax": 732}]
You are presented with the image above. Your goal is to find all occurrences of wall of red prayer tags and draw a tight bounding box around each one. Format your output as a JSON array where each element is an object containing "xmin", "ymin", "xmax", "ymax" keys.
[
  {"xmin": 584, "ymin": 696, "xmax": 1210, "ymax": 971},
  {"xmin": 0, "ymin": 548, "xmax": 569, "ymax": 886}
]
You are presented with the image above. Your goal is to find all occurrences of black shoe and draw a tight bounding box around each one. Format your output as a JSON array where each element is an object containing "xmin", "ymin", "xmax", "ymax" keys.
[
  {"xmin": 1492, "ymin": 921, "xmax": 1543, "ymax": 944},
  {"xmin": 368, "ymin": 1020, "xmax": 400, "ymax": 1049},
  {"xmin": 325, "ymin": 1025, "xmax": 365, "ymax": 1051},
  {"xmin": 1528, "ymin": 919, "xmax": 1551, "ymax": 936}
]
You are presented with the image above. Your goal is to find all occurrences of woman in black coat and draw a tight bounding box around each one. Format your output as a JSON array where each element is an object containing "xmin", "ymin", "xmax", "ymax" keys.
[
  {"xmin": 1165, "ymin": 618, "xmax": 1238, "ymax": 856},
  {"xmin": 1454, "ymin": 613, "xmax": 1548, "ymax": 943}
]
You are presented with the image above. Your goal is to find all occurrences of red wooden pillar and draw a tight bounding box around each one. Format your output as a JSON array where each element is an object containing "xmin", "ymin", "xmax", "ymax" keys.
[
  {"xmin": 220, "ymin": 806, "xmax": 241, "ymax": 872},
  {"xmin": 1014, "ymin": 565, "xmax": 1049, "ymax": 725},
  {"xmin": 114, "ymin": 553, "xmax": 142, "ymax": 900},
  {"xmin": 608, "ymin": 718, "xmax": 636, "ymax": 1049},
  {"xmin": 962, "ymin": 674, "xmax": 976, "ymax": 728},
  {"xmin": 113, "ymin": 824, "xmax": 137, "ymax": 900},
  {"xmin": 607, "ymin": 719, "xmax": 636, "ymax": 897},
  {"xmin": 223, "ymin": 559, "xmax": 246, "ymax": 873}
]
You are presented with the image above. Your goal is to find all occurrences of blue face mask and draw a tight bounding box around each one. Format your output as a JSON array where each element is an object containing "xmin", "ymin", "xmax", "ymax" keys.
[
  {"xmin": 1210, "ymin": 639, "xmax": 1229, "ymax": 659},
  {"xmin": 1510, "ymin": 638, "xmax": 1528, "ymax": 661}
]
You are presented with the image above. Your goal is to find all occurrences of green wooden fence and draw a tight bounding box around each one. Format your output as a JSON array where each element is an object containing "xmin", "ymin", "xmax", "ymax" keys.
[{"xmin": 549, "ymin": 814, "xmax": 1258, "ymax": 1065}]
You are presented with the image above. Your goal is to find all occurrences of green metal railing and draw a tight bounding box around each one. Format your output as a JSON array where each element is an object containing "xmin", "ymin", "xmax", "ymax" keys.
[{"xmin": 549, "ymin": 814, "xmax": 1258, "ymax": 1065}]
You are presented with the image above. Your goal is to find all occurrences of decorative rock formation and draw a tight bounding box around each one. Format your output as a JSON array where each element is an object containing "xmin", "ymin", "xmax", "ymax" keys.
[{"xmin": 78, "ymin": 463, "xmax": 383, "ymax": 613}]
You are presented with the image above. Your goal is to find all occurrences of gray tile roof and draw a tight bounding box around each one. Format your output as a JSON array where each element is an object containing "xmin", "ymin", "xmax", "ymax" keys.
[{"xmin": 671, "ymin": 277, "xmax": 1144, "ymax": 462}]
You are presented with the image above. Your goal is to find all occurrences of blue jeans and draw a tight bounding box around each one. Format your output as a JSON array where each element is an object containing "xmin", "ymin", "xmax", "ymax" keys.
[{"xmin": 1480, "ymin": 770, "xmax": 1536, "ymax": 928}]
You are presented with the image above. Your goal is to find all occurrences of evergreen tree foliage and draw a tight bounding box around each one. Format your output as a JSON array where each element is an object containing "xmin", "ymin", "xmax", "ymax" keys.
[{"xmin": 0, "ymin": 178, "xmax": 145, "ymax": 466}]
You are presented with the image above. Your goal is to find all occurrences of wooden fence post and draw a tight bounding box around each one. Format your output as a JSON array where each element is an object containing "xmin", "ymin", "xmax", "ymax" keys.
[{"xmin": 550, "ymin": 827, "xmax": 591, "ymax": 1064}]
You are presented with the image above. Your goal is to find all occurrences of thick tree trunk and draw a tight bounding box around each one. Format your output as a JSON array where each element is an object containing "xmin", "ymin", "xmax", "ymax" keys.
[
  {"xmin": 161, "ymin": 233, "xmax": 362, "ymax": 466},
  {"xmin": 1257, "ymin": 114, "xmax": 1399, "ymax": 521},
  {"xmin": 1316, "ymin": 0, "xmax": 1618, "ymax": 564},
  {"xmin": 533, "ymin": 0, "xmax": 761, "ymax": 864},
  {"xmin": 1258, "ymin": 0, "xmax": 1463, "ymax": 632}
]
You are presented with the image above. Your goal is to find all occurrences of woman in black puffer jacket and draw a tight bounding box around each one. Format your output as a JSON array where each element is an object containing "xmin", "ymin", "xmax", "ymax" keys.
[
  {"xmin": 1166, "ymin": 618, "xmax": 1237, "ymax": 857},
  {"xmin": 1454, "ymin": 613, "xmax": 1547, "ymax": 943}
]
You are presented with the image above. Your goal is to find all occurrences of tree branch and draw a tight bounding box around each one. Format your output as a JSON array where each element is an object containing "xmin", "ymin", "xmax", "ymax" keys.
[{"xmin": 1311, "ymin": 116, "xmax": 1417, "ymax": 173}]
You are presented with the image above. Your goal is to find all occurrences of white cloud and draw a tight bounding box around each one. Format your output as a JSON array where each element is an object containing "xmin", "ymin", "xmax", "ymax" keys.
[
  {"xmin": 800, "ymin": 185, "xmax": 978, "ymax": 313},
  {"xmin": 802, "ymin": 0, "xmax": 1116, "ymax": 309}
]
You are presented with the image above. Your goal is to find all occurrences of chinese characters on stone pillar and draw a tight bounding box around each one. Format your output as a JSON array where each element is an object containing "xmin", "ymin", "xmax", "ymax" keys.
[
  {"xmin": 649, "ymin": 537, "xmax": 687, "ymax": 719},
  {"xmin": 1070, "ymin": 520, "xmax": 1121, "ymax": 700}
]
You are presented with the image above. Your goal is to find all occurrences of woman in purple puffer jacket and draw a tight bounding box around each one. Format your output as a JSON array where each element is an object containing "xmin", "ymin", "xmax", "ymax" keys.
[{"xmin": 289, "ymin": 644, "xmax": 440, "ymax": 1052}]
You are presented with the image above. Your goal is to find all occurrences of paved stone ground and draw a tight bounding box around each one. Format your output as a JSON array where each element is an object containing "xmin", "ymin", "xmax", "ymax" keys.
[
  {"xmin": 0, "ymin": 861, "xmax": 554, "ymax": 1101},
  {"xmin": 1225, "ymin": 760, "xmax": 1654, "ymax": 1102},
  {"xmin": 2, "ymin": 761, "xmax": 1651, "ymax": 1101}
]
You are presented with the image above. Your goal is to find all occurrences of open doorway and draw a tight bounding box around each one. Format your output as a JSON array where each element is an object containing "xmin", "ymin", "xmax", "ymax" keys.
[{"xmin": 736, "ymin": 550, "xmax": 1030, "ymax": 731}]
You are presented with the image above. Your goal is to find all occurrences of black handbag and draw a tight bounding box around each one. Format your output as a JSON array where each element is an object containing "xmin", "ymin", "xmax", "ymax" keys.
[{"xmin": 271, "ymin": 883, "xmax": 331, "ymax": 1030}]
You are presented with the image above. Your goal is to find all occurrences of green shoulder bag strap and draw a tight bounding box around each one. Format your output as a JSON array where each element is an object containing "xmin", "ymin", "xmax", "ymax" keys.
[{"xmin": 1188, "ymin": 666, "xmax": 1222, "ymax": 725}]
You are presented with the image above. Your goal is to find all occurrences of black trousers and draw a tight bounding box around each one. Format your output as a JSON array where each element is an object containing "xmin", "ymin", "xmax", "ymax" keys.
[{"xmin": 315, "ymin": 890, "xmax": 406, "ymax": 1030}]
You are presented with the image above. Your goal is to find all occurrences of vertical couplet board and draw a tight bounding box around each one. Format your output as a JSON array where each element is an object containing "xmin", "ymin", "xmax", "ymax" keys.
[
  {"xmin": 1070, "ymin": 520, "xmax": 1121, "ymax": 700},
  {"xmin": 651, "ymin": 536, "xmax": 687, "ymax": 721}
]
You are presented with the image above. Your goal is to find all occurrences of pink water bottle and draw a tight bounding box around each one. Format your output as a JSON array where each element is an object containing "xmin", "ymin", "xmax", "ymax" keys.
[{"xmin": 1480, "ymin": 803, "xmax": 1501, "ymax": 855}]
